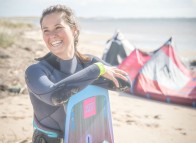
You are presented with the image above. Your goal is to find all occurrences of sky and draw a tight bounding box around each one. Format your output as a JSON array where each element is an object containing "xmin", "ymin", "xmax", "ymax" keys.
[{"xmin": 0, "ymin": 0, "xmax": 196, "ymax": 18}]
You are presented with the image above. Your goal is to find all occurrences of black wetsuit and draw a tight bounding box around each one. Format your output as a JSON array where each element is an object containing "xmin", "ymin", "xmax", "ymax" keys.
[{"xmin": 25, "ymin": 53, "xmax": 130, "ymax": 142}]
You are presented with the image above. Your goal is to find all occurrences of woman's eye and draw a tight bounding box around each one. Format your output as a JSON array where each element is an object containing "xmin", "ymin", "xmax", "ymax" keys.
[
  {"xmin": 43, "ymin": 30, "xmax": 49, "ymax": 33},
  {"xmin": 56, "ymin": 26, "xmax": 62, "ymax": 29}
]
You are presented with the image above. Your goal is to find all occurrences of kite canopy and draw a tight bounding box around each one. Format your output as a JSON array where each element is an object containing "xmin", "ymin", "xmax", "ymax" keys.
[
  {"xmin": 119, "ymin": 38, "xmax": 196, "ymax": 106},
  {"xmin": 102, "ymin": 31, "xmax": 134, "ymax": 66},
  {"xmin": 118, "ymin": 49, "xmax": 151, "ymax": 81}
]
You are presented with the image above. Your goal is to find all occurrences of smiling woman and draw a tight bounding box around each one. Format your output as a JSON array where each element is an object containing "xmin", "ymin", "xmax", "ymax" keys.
[
  {"xmin": 25, "ymin": 4, "xmax": 130, "ymax": 143},
  {"xmin": 41, "ymin": 13, "xmax": 76, "ymax": 60}
]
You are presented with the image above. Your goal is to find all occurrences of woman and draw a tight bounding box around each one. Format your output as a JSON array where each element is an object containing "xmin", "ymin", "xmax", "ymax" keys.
[{"xmin": 25, "ymin": 4, "xmax": 130, "ymax": 143}]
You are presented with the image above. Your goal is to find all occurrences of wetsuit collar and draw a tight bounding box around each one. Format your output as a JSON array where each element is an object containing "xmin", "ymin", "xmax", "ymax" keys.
[{"xmin": 58, "ymin": 56, "xmax": 78, "ymax": 75}]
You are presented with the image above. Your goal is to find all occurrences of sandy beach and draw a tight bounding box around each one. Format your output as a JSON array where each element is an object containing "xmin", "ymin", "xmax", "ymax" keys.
[{"xmin": 0, "ymin": 19, "xmax": 196, "ymax": 143}]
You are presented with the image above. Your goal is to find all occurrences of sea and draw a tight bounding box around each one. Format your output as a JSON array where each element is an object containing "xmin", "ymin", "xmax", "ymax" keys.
[
  {"xmin": 79, "ymin": 18, "xmax": 196, "ymax": 60},
  {"xmin": 9, "ymin": 17, "xmax": 196, "ymax": 60}
]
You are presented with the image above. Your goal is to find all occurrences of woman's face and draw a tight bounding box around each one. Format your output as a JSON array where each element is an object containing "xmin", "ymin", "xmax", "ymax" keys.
[{"xmin": 41, "ymin": 12, "xmax": 75, "ymax": 60}]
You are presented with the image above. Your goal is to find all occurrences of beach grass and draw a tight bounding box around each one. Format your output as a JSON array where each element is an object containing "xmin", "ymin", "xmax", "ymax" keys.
[
  {"xmin": 0, "ymin": 32, "xmax": 15, "ymax": 48},
  {"xmin": 0, "ymin": 19, "xmax": 33, "ymax": 29},
  {"xmin": 0, "ymin": 19, "xmax": 34, "ymax": 48}
]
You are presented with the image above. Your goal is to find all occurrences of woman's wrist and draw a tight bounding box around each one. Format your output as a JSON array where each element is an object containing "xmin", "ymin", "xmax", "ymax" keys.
[{"xmin": 94, "ymin": 62, "xmax": 106, "ymax": 76}]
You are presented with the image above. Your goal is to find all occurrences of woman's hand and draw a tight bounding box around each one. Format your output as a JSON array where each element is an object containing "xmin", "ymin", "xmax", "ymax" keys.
[{"xmin": 101, "ymin": 65, "xmax": 129, "ymax": 88}]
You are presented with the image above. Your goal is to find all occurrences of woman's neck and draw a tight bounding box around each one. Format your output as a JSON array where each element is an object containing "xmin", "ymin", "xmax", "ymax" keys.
[{"xmin": 56, "ymin": 52, "xmax": 74, "ymax": 60}]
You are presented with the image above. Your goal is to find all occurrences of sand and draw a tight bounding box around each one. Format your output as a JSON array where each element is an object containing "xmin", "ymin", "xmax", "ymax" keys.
[{"xmin": 0, "ymin": 21, "xmax": 196, "ymax": 143}]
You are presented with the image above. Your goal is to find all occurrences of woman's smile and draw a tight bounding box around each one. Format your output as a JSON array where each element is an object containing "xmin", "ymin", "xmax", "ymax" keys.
[{"xmin": 50, "ymin": 40, "xmax": 63, "ymax": 47}]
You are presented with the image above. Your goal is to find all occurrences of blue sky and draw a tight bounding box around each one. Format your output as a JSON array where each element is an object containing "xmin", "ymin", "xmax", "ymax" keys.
[{"xmin": 0, "ymin": 0, "xmax": 196, "ymax": 18}]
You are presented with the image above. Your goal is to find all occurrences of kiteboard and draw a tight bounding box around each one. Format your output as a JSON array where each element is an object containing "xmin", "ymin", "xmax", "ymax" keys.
[{"xmin": 64, "ymin": 85, "xmax": 114, "ymax": 143}]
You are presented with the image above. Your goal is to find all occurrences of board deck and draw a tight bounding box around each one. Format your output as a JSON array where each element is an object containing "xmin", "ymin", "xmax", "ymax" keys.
[{"xmin": 64, "ymin": 85, "xmax": 114, "ymax": 143}]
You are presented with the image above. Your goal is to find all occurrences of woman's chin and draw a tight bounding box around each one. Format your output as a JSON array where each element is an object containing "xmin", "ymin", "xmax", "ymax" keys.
[{"xmin": 50, "ymin": 46, "xmax": 63, "ymax": 53}]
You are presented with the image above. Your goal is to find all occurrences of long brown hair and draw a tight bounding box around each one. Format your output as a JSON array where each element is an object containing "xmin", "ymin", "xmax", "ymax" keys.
[{"xmin": 40, "ymin": 4, "xmax": 90, "ymax": 62}]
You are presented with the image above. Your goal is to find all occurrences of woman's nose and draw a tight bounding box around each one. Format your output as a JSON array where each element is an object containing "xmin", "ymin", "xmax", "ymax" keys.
[{"xmin": 47, "ymin": 30, "xmax": 58, "ymax": 38}]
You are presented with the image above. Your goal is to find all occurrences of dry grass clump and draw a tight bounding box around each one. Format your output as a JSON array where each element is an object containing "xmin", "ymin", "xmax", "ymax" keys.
[
  {"xmin": 0, "ymin": 19, "xmax": 33, "ymax": 29},
  {"xmin": 0, "ymin": 19, "xmax": 34, "ymax": 48},
  {"xmin": 0, "ymin": 32, "xmax": 15, "ymax": 48}
]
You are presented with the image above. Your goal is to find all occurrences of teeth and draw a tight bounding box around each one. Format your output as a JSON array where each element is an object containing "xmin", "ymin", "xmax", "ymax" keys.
[{"xmin": 51, "ymin": 40, "xmax": 62, "ymax": 47}]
